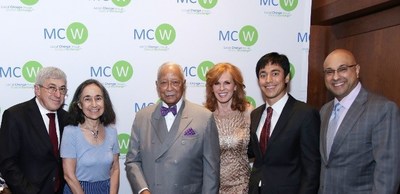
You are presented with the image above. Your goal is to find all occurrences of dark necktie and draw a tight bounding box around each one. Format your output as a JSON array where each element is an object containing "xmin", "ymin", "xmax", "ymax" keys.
[
  {"xmin": 160, "ymin": 105, "xmax": 177, "ymax": 116},
  {"xmin": 46, "ymin": 113, "xmax": 58, "ymax": 156},
  {"xmin": 46, "ymin": 113, "xmax": 60, "ymax": 191},
  {"xmin": 260, "ymin": 107, "xmax": 273, "ymax": 156}
]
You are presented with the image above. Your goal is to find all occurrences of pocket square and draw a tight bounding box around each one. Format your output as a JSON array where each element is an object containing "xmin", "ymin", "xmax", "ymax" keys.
[{"xmin": 183, "ymin": 127, "xmax": 196, "ymax": 136}]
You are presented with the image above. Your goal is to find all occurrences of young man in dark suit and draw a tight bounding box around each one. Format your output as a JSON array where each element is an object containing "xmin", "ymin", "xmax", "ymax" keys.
[
  {"xmin": 248, "ymin": 52, "xmax": 321, "ymax": 194},
  {"xmin": 0, "ymin": 67, "xmax": 69, "ymax": 194}
]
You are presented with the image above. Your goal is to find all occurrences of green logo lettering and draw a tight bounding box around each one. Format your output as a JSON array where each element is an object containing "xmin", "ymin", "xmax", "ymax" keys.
[
  {"xmin": 112, "ymin": 0, "xmax": 131, "ymax": 7},
  {"xmin": 20, "ymin": 0, "xmax": 38, "ymax": 6},
  {"xmin": 280, "ymin": 0, "xmax": 298, "ymax": 11},
  {"xmin": 239, "ymin": 25, "xmax": 258, "ymax": 46},
  {"xmin": 66, "ymin": 22, "xmax": 88, "ymax": 45},
  {"xmin": 112, "ymin": 60, "xmax": 133, "ymax": 82},
  {"xmin": 197, "ymin": 61, "xmax": 214, "ymax": 81},
  {"xmin": 22, "ymin": 61, "xmax": 42, "ymax": 83},
  {"xmin": 198, "ymin": 0, "xmax": 217, "ymax": 9},
  {"xmin": 118, "ymin": 133, "xmax": 130, "ymax": 155},
  {"xmin": 155, "ymin": 24, "xmax": 176, "ymax": 45}
]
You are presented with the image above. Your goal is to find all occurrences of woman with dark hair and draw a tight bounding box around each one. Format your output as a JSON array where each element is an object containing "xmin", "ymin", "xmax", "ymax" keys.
[
  {"xmin": 60, "ymin": 79, "xmax": 119, "ymax": 194},
  {"xmin": 205, "ymin": 63, "xmax": 253, "ymax": 194}
]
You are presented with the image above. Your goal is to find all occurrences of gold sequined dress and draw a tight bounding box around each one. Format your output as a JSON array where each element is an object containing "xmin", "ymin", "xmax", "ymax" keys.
[{"xmin": 214, "ymin": 110, "xmax": 250, "ymax": 194}]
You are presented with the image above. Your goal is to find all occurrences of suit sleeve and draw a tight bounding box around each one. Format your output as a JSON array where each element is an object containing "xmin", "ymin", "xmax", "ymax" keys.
[
  {"xmin": 372, "ymin": 102, "xmax": 400, "ymax": 194},
  {"xmin": 0, "ymin": 110, "xmax": 40, "ymax": 194},
  {"xmin": 299, "ymin": 107, "xmax": 321, "ymax": 194},
  {"xmin": 124, "ymin": 113, "xmax": 149, "ymax": 194},
  {"xmin": 202, "ymin": 115, "xmax": 220, "ymax": 194}
]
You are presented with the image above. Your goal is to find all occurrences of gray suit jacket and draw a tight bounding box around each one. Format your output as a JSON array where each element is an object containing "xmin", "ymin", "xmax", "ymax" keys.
[
  {"xmin": 319, "ymin": 87, "xmax": 400, "ymax": 194},
  {"xmin": 125, "ymin": 99, "xmax": 220, "ymax": 194}
]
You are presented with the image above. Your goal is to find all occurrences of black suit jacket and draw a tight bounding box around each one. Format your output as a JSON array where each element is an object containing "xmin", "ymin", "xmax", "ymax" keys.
[
  {"xmin": 0, "ymin": 97, "xmax": 68, "ymax": 194},
  {"xmin": 248, "ymin": 95, "xmax": 321, "ymax": 194}
]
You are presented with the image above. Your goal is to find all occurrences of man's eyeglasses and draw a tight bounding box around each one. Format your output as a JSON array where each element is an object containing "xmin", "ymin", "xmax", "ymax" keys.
[
  {"xmin": 323, "ymin": 64, "xmax": 357, "ymax": 77},
  {"xmin": 157, "ymin": 80, "xmax": 182, "ymax": 88},
  {"xmin": 39, "ymin": 85, "xmax": 68, "ymax": 95}
]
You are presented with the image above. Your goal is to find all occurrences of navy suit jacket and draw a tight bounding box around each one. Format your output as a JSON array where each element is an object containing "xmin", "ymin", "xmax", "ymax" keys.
[
  {"xmin": 248, "ymin": 95, "xmax": 321, "ymax": 194},
  {"xmin": 0, "ymin": 97, "xmax": 68, "ymax": 194}
]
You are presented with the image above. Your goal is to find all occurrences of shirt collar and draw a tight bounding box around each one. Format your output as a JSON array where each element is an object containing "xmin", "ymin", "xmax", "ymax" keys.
[
  {"xmin": 265, "ymin": 92, "xmax": 288, "ymax": 114},
  {"xmin": 35, "ymin": 97, "xmax": 56, "ymax": 115},
  {"xmin": 162, "ymin": 98, "xmax": 183, "ymax": 114},
  {"xmin": 334, "ymin": 82, "xmax": 361, "ymax": 109}
]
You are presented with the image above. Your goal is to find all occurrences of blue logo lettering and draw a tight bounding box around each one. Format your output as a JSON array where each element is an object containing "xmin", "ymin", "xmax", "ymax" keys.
[
  {"xmin": 44, "ymin": 28, "xmax": 65, "ymax": 39},
  {"xmin": 177, "ymin": 0, "xmax": 197, "ymax": 3},
  {"xmin": 133, "ymin": 29, "xmax": 154, "ymax": 40},
  {"xmin": 260, "ymin": 0, "xmax": 279, "ymax": 6},
  {"xmin": 218, "ymin": 31, "xmax": 238, "ymax": 41},
  {"xmin": 90, "ymin": 66, "xmax": 112, "ymax": 77},
  {"xmin": 297, "ymin": 32, "xmax": 310, "ymax": 42},
  {"xmin": 134, "ymin": 102, "xmax": 154, "ymax": 112},
  {"xmin": 0, "ymin": 67, "xmax": 21, "ymax": 78},
  {"xmin": 183, "ymin": 66, "xmax": 197, "ymax": 77}
]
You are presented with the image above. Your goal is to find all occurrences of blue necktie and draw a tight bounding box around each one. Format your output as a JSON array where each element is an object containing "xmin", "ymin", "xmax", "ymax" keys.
[
  {"xmin": 160, "ymin": 105, "xmax": 177, "ymax": 116},
  {"xmin": 326, "ymin": 103, "xmax": 342, "ymax": 157}
]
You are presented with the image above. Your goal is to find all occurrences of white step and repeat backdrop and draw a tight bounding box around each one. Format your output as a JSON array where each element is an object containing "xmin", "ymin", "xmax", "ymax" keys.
[{"xmin": 0, "ymin": 0, "xmax": 311, "ymax": 193}]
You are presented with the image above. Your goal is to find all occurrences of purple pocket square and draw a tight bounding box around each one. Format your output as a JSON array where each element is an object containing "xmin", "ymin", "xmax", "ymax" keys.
[{"xmin": 183, "ymin": 127, "xmax": 196, "ymax": 136}]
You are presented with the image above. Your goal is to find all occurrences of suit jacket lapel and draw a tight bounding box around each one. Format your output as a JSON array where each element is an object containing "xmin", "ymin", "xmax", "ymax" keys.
[
  {"xmin": 321, "ymin": 102, "xmax": 334, "ymax": 162},
  {"xmin": 250, "ymin": 104, "xmax": 265, "ymax": 158},
  {"xmin": 329, "ymin": 88, "xmax": 367, "ymax": 158},
  {"xmin": 150, "ymin": 103, "xmax": 165, "ymax": 143},
  {"xmin": 27, "ymin": 98, "xmax": 54, "ymax": 155},
  {"xmin": 156, "ymin": 100, "xmax": 191, "ymax": 159},
  {"xmin": 268, "ymin": 96, "xmax": 296, "ymax": 146}
]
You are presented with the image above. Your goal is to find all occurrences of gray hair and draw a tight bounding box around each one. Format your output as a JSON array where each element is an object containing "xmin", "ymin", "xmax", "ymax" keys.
[
  {"xmin": 157, "ymin": 62, "xmax": 185, "ymax": 81},
  {"xmin": 35, "ymin": 66, "xmax": 67, "ymax": 85}
]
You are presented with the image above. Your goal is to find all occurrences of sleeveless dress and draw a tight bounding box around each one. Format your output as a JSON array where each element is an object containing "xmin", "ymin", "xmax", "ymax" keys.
[{"xmin": 214, "ymin": 110, "xmax": 250, "ymax": 194}]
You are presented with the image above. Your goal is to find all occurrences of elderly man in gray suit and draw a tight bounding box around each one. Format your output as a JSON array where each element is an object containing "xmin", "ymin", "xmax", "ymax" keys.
[
  {"xmin": 319, "ymin": 49, "xmax": 400, "ymax": 194},
  {"xmin": 125, "ymin": 62, "xmax": 220, "ymax": 194}
]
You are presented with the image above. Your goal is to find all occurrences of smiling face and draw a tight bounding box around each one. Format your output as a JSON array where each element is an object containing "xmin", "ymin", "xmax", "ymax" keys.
[
  {"xmin": 323, "ymin": 49, "xmax": 360, "ymax": 101},
  {"xmin": 34, "ymin": 78, "xmax": 67, "ymax": 111},
  {"xmin": 258, "ymin": 63, "xmax": 289, "ymax": 105},
  {"xmin": 78, "ymin": 83, "xmax": 104, "ymax": 121},
  {"xmin": 212, "ymin": 71, "xmax": 237, "ymax": 105},
  {"xmin": 156, "ymin": 64, "xmax": 186, "ymax": 107}
]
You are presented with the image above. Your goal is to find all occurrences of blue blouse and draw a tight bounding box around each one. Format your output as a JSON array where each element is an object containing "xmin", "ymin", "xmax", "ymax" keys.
[{"xmin": 60, "ymin": 125, "xmax": 119, "ymax": 182}]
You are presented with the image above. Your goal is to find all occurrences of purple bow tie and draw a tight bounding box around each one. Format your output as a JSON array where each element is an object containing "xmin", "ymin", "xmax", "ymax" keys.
[{"xmin": 160, "ymin": 105, "xmax": 177, "ymax": 116}]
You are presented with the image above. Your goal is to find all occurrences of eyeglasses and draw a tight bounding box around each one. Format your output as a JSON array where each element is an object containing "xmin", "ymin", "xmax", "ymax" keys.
[
  {"xmin": 39, "ymin": 85, "xmax": 68, "ymax": 95},
  {"xmin": 157, "ymin": 80, "xmax": 183, "ymax": 88},
  {"xmin": 323, "ymin": 64, "xmax": 357, "ymax": 77}
]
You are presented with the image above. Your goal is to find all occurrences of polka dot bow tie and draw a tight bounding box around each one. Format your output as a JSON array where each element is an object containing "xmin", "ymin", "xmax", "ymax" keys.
[{"xmin": 160, "ymin": 105, "xmax": 177, "ymax": 116}]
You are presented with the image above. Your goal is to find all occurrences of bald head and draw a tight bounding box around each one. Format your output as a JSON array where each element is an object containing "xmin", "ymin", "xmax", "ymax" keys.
[
  {"xmin": 323, "ymin": 49, "xmax": 360, "ymax": 100},
  {"xmin": 323, "ymin": 49, "xmax": 357, "ymax": 69},
  {"xmin": 157, "ymin": 62, "xmax": 184, "ymax": 81},
  {"xmin": 156, "ymin": 62, "xmax": 186, "ymax": 106}
]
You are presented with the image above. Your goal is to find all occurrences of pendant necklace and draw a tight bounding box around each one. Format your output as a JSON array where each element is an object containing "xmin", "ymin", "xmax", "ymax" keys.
[
  {"xmin": 81, "ymin": 125, "xmax": 99, "ymax": 139},
  {"xmin": 88, "ymin": 128, "xmax": 99, "ymax": 139}
]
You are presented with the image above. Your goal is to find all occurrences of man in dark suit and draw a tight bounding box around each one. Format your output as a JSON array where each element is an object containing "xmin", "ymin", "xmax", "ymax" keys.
[
  {"xmin": 125, "ymin": 62, "xmax": 220, "ymax": 194},
  {"xmin": 0, "ymin": 67, "xmax": 69, "ymax": 194},
  {"xmin": 319, "ymin": 49, "xmax": 400, "ymax": 194},
  {"xmin": 248, "ymin": 52, "xmax": 321, "ymax": 194}
]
